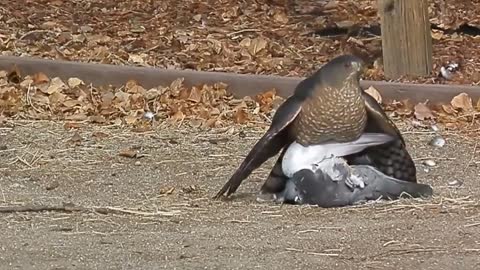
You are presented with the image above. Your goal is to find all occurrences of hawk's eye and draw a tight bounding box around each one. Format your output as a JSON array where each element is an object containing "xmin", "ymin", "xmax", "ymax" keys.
[{"xmin": 344, "ymin": 62, "xmax": 352, "ymax": 68}]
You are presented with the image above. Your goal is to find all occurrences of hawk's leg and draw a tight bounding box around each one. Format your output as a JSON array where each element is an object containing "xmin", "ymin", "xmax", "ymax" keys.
[{"xmin": 257, "ymin": 152, "xmax": 289, "ymax": 202}]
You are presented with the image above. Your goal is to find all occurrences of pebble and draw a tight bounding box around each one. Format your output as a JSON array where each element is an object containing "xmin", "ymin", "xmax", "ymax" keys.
[
  {"xmin": 431, "ymin": 125, "xmax": 440, "ymax": 132},
  {"xmin": 46, "ymin": 181, "xmax": 60, "ymax": 190},
  {"xmin": 429, "ymin": 136, "xmax": 446, "ymax": 148},
  {"xmin": 423, "ymin": 159, "xmax": 436, "ymax": 167},
  {"xmin": 134, "ymin": 161, "xmax": 141, "ymax": 166},
  {"xmin": 448, "ymin": 179, "xmax": 463, "ymax": 188},
  {"xmin": 143, "ymin": 111, "xmax": 155, "ymax": 120},
  {"xmin": 11, "ymin": 183, "xmax": 25, "ymax": 189}
]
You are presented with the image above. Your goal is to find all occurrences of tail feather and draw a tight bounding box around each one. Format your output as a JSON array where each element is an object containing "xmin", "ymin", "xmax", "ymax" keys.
[{"xmin": 346, "ymin": 139, "xmax": 417, "ymax": 183}]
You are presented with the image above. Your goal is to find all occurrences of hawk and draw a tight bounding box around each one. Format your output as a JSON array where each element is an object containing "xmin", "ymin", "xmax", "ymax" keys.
[{"xmin": 214, "ymin": 54, "xmax": 416, "ymax": 200}]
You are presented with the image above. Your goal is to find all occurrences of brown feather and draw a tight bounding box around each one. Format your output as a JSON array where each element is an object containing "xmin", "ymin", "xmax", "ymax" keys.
[{"xmin": 345, "ymin": 93, "xmax": 417, "ymax": 183}]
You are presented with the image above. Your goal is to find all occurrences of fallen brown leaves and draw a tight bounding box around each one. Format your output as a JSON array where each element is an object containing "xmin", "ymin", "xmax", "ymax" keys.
[
  {"xmin": 0, "ymin": 69, "xmax": 282, "ymax": 129},
  {"xmin": 367, "ymin": 90, "xmax": 480, "ymax": 130},
  {"xmin": 0, "ymin": 0, "xmax": 479, "ymax": 85}
]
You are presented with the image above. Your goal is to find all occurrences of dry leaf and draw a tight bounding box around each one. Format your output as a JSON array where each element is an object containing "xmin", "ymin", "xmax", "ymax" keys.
[
  {"xmin": 364, "ymin": 86, "xmax": 382, "ymax": 104},
  {"xmin": 192, "ymin": 14, "xmax": 202, "ymax": 22},
  {"xmin": 43, "ymin": 77, "xmax": 66, "ymax": 95},
  {"xmin": 67, "ymin": 77, "xmax": 84, "ymax": 88},
  {"xmin": 68, "ymin": 131, "xmax": 83, "ymax": 144},
  {"xmin": 125, "ymin": 114, "xmax": 138, "ymax": 125},
  {"xmin": 119, "ymin": 148, "xmax": 138, "ymax": 158},
  {"xmin": 239, "ymin": 37, "xmax": 251, "ymax": 48},
  {"xmin": 234, "ymin": 108, "xmax": 248, "ymax": 124},
  {"xmin": 451, "ymin": 93, "xmax": 474, "ymax": 112},
  {"xmin": 441, "ymin": 104, "xmax": 457, "ymax": 115},
  {"xmin": 159, "ymin": 187, "xmax": 175, "ymax": 195},
  {"xmin": 92, "ymin": 131, "xmax": 109, "ymax": 139},
  {"xmin": 414, "ymin": 102, "xmax": 435, "ymax": 120},
  {"xmin": 204, "ymin": 117, "xmax": 217, "ymax": 128},
  {"xmin": 63, "ymin": 99, "xmax": 80, "ymax": 108},
  {"xmin": 273, "ymin": 11, "xmax": 289, "ymax": 24},
  {"xmin": 207, "ymin": 39, "xmax": 223, "ymax": 55},
  {"xmin": 63, "ymin": 122, "xmax": 82, "ymax": 130},
  {"xmin": 248, "ymin": 37, "xmax": 268, "ymax": 56},
  {"xmin": 65, "ymin": 113, "xmax": 88, "ymax": 121},
  {"xmin": 187, "ymin": 86, "xmax": 202, "ymax": 103},
  {"xmin": 171, "ymin": 110, "xmax": 185, "ymax": 122},
  {"xmin": 33, "ymin": 72, "xmax": 50, "ymax": 84},
  {"xmin": 128, "ymin": 54, "xmax": 145, "ymax": 64},
  {"xmin": 89, "ymin": 115, "xmax": 107, "ymax": 123},
  {"xmin": 431, "ymin": 30, "xmax": 444, "ymax": 40}
]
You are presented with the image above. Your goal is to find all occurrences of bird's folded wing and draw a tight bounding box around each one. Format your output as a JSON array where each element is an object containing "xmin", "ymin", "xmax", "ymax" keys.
[
  {"xmin": 345, "ymin": 92, "xmax": 418, "ymax": 183},
  {"xmin": 362, "ymin": 92, "xmax": 405, "ymax": 142},
  {"xmin": 214, "ymin": 96, "xmax": 304, "ymax": 198}
]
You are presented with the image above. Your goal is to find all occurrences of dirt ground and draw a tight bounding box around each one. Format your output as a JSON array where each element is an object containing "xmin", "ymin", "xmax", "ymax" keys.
[{"xmin": 0, "ymin": 119, "xmax": 479, "ymax": 270}]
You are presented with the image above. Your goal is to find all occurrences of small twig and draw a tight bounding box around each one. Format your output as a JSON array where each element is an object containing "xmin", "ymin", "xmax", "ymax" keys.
[
  {"xmin": 18, "ymin": 155, "xmax": 33, "ymax": 167},
  {"xmin": 373, "ymin": 247, "xmax": 445, "ymax": 259},
  {"xmin": 464, "ymin": 142, "xmax": 478, "ymax": 171},
  {"xmin": 464, "ymin": 222, "xmax": 480, "ymax": 228},
  {"xmin": 0, "ymin": 204, "xmax": 181, "ymax": 216},
  {"xmin": 226, "ymin": 28, "xmax": 261, "ymax": 37},
  {"xmin": 0, "ymin": 188, "xmax": 6, "ymax": 203},
  {"xmin": 228, "ymin": 219, "xmax": 253, "ymax": 224},
  {"xmin": 0, "ymin": 204, "xmax": 83, "ymax": 213},
  {"xmin": 143, "ymin": 44, "xmax": 161, "ymax": 53},
  {"xmin": 413, "ymin": 157, "xmax": 456, "ymax": 161},
  {"xmin": 19, "ymin": 30, "xmax": 56, "ymax": 40},
  {"xmin": 402, "ymin": 131, "xmax": 436, "ymax": 135},
  {"xmin": 26, "ymin": 83, "xmax": 44, "ymax": 114},
  {"xmin": 285, "ymin": 248, "xmax": 340, "ymax": 257}
]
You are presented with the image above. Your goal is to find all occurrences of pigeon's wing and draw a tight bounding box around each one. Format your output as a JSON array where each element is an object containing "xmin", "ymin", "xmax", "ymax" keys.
[
  {"xmin": 349, "ymin": 165, "xmax": 433, "ymax": 201},
  {"xmin": 214, "ymin": 96, "xmax": 303, "ymax": 198},
  {"xmin": 345, "ymin": 92, "xmax": 417, "ymax": 183},
  {"xmin": 286, "ymin": 165, "xmax": 433, "ymax": 208}
]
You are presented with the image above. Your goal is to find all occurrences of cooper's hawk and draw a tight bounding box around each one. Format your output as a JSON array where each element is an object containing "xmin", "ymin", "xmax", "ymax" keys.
[{"xmin": 214, "ymin": 54, "xmax": 417, "ymax": 200}]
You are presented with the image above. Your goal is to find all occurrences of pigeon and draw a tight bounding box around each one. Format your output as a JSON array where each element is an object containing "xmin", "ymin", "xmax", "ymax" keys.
[
  {"xmin": 275, "ymin": 157, "xmax": 433, "ymax": 207},
  {"xmin": 214, "ymin": 54, "xmax": 416, "ymax": 200}
]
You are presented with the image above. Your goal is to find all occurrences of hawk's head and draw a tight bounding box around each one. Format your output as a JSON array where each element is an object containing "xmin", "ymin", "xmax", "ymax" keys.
[{"xmin": 318, "ymin": 54, "xmax": 366, "ymax": 86}]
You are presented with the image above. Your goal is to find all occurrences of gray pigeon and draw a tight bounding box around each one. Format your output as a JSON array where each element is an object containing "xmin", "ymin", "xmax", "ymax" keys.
[{"xmin": 273, "ymin": 157, "xmax": 433, "ymax": 207}]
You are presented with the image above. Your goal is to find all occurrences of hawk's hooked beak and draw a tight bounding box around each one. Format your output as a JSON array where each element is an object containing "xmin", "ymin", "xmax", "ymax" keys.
[{"xmin": 351, "ymin": 61, "xmax": 365, "ymax": 74}]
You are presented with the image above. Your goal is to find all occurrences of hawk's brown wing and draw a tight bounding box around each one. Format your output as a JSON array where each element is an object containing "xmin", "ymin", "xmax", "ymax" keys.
[
  {"xmin": 345, "ymin": 92, "xmax": 417, "ymax": 183},
  {"xmin": 214, "ymin": 76, "xmax": 319, "ymax": 198},
  {"xmin": 214, "ymin": 96, "xmax": 302, "ymax": 198}
]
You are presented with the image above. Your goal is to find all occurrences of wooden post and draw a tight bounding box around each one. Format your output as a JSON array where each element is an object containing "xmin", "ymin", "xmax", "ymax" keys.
[{"xmin": 378, "ymin": 0, "xmax": 433, "ymax": 78}]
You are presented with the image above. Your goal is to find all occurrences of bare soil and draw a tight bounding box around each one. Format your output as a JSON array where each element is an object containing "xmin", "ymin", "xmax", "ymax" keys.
[{"xmin": 0, "ymin": 120, "xmax": 479, "ymax": 269}]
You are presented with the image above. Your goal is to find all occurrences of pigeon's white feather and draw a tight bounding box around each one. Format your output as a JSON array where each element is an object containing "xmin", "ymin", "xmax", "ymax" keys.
[{"xmin": 281, "ymin": 133, "xmax": 393, "ymax": 178}]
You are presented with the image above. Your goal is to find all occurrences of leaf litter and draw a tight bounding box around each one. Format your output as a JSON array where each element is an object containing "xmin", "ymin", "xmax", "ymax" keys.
[
  {"xmin": 0, "ymin": 0, "xmax": 479, "ymax": 85},
  {"xmin": 2, "ymin": 68, "xmax": 480, "ymax": 136},
  {"xmin": 0, "ymin": 69, "xmax": 283, "ymax": 130}
]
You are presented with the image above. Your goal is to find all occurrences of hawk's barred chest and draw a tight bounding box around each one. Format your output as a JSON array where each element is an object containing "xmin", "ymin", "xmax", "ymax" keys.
[{"xmin": 291, "ymin": 79, "xmax": 367, "ymax": 145}]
